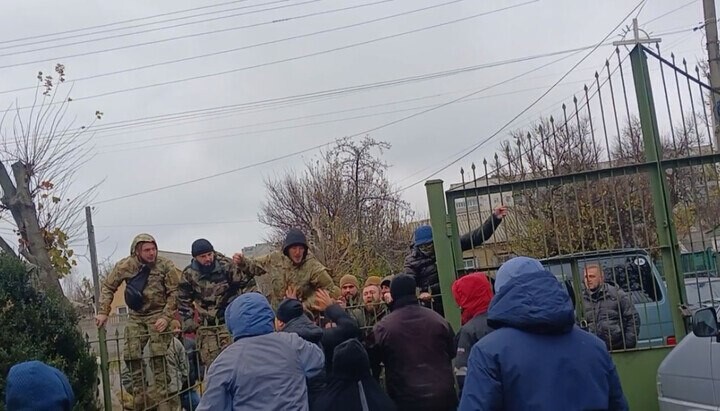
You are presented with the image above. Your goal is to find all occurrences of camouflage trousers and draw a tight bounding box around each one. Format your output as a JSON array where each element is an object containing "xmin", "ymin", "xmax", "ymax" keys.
[
  {"xmin": 124, "ymin": 314, "xmax": 173, "ymax": 411},
  {"xmin": 197, "ymin": 325, "xmax": 232, "ymax": 367}
]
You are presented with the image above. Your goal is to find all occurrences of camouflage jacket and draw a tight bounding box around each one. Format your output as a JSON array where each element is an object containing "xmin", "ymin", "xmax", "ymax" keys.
[
  {"xmin": 352, "ymin": 303, "xmax": 388, "ymax": 340},
  {"xmin": 243, "ymin": 250, "xmax": 340, "ymax": 311},
  {"xmin": 177, "ymin": 253, "xmax": 256, "ymax": 324},
  {"xmin": 99, "ymin": 255, "xmax": 181, "ymax": 319}
]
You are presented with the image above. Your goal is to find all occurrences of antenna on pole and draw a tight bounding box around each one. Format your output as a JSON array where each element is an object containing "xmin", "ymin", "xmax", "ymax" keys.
[{"xmin": 613, "ymin": 18, "xmax": 662, "ymax": 47}]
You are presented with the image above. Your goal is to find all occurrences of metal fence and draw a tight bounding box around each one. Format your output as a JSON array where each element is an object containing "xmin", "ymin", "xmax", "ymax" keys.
[{"xmin": 425, "ymin": 43, "xmax": 720, "ymax": 410}]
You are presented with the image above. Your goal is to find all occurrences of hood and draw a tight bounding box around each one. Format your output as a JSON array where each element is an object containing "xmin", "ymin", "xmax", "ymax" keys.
[
  {"xmin": 494, "ymin": 256, "xmax": 544, "ymax": 293},
  {"xmin": 282, "ymin": 228, "xmax": 308, "ymax": 258},
  {"xmin": 283, "ymin": 314, "xmax": 323, "ymax": 344},
  {"xmin": 488, "ymin": 270, "xmax": 575, "ymax": 335},
  {"xmin": 225, "ymin": 293, "xmax": 275, "ymax": 341},
  {"xmin": 381, "ymin": 274, "xmax": 394, "ymax": 287},
  {"xmin": 452, "ymin": 272, "xmax": 493, "ymax": 325},
  {"xmin": 130, "ymin": 233, "xmax": 157, "ymax": 256},
  {"xmin": 332, "ymin": 338, "xmax": 371, "ymax": 380},
  {"xmin": 6, "ymin": 361, "xmax": 75, "ymax": 411}
]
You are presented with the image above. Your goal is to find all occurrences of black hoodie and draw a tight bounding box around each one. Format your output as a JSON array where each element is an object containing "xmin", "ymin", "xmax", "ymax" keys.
[{"xmin": 312, "ymin": 339, "xmax": 397, "ymax": 411}]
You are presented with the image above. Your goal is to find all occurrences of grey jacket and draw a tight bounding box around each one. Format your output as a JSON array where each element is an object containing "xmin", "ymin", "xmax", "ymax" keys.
[
  {"xmin": 454, "ymin": 312, "xmax": 493, "ymax": 394},
  {"xmin": 582, "ymin": 283, "xmax": 640, "ymax": 350},
  {"xmin": 197, "ymin": 332, "xmax": 324, "ymax": 411}
]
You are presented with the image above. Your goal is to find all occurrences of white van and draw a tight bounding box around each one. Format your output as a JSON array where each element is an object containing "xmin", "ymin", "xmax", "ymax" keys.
[{"xmin": 657, "ymin": 306, "xmax": 720, "ymax": 410}]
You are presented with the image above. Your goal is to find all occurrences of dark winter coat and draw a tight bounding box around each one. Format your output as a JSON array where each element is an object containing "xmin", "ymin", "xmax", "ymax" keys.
[
  {"xmin": 319, "ymin": 304, "xmax": 361, "ymax": 374},
  {"xmin": 458, "ymin": 270, "xmax": 628, "ymax": 411},
  {"xmin": 373, "ymin": 298, "xmax": 457, "ymax": 411},
  {"xmin": 403, "ymin": 214, "xmax": 502, "ymax": 293},
  {"xmin": 282, "ymin": 313, "xmax": 327, "ymax": 404},
  {"xmin": 312, "ymin": 339, "xmax": 397, "ymax": 411},
  {"xmin": 582, "ymin": 283, "xmax": 641, "ymax": 350}
]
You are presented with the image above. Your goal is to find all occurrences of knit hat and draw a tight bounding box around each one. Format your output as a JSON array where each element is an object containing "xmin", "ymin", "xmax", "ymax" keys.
[
  {"xmin": 340, "ymin": 274, "xmax": 359, "ymax": 288},
  {"xmin": 6, "ymin": 360, "xmax": 75, "ymax": 411},
  {"xmin": 364, "ymin": 276, "xmax": 382, "ymax": 287},
  {"xmin": 191, "ymin": 238, "xmax": 214, "ymax": 257},
  {"xmin": 494, "ymin": 256, "xmax": 544, "ymax": 292},
  {"xmin": 390, "ymin": 274, "xmax": 417, "ymax": 300},
  {"xmin": 413, "ymin": 225, "xmax": 433, "ymax": 246},
  {"xmin": 276, "ymin": 298, "xmax": 304, "ymax": 323}
]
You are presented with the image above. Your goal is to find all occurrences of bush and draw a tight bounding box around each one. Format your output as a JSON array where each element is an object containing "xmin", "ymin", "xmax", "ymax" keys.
[{"xmin": 0, "ymin": 254, "xmax": 97, "ymax": 410}]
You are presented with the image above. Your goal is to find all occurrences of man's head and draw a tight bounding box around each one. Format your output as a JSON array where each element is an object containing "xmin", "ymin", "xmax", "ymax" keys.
[
  {"xmin": 131, "ymin": 233, "xmax": 157, "ymax": 265},
  {"xmin": 583, "ymin": 263, "xmax": 605, "ymax": 291},
  {"xmin": 6, "ymin": 361, "xmax": 75, "ymax": 411},
  {"xmin": 275, "ymin": 298, "xmax": 304, "ymax": 331},
  {"xmin": 362, "ymin": 284, "xmax": 381, "ymax": 307},
  {"xmin": 282, "ymin": 228, "xmax": 309, "ymax": 265},
  {"xmin": 413, "ymin": 225, "xmax": 434, "ymax": 255},
  {"xmin": 191, "ymin": 238, "xmax": 215, "ymax": 267},
  {"xmin": 364, "ymin": 276, "xmax": 382, "ymax": 288},
  {"xmin": 494, "ymin": 256, "xmax": 544, "ymax": 293},
  {"xmin": 225, "ymin": 293, "xmax": 275, "ymax": 341},
  {"xmin": 380, "ymin": 275, "xmax": 393, "ymax": 298},
  {"xmin": 390, "ymin": 274, "xmax": 417, "ymax": 301},
  {"xmin": 340, "ymin": 275, "xmax": 359, "ymax": 300},
  {"xmin": 170, "ymin": 319, "xmax": 182, "ymax": 338}
]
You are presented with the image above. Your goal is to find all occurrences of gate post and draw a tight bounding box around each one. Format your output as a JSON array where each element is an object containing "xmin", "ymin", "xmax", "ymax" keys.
[
  {"xmin": 630, "ymin": 45, "xmax": 687, "ymax": 340},
  {"xmin": 425, "ymin": 179, "xmax": 461, "ymax": 330}
]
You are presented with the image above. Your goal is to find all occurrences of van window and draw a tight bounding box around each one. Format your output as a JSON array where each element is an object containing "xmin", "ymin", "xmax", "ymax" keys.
[{"xmin": 544, "ymin": 254, "xmax": 663, "ymax": 303}]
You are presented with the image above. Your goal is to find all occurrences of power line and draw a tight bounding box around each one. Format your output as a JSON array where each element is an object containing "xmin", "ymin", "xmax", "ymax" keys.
[
  {"xmin": 0, "ymin": 0, "xmax": 443, "ymax": 71},
  {"xmin": 92, "ymin": 41, "xmax": 576, "ymax": 205},
  {"xmin": 0, "ymin": 0, "xmax": 320, "ymax": 58},
  {"xmin": 96, "ymin": 220, "xmax": 258, "ymax": 228},
  {"xmin": 397, "ymin": 0, "xmax": 647, "ymax": 192},
  {"xmin": 645, "ymin": 0, "xmax": 698, "ymax": 26},
  {"xmin": 0, "ymin": 0, "xmax": 294, "ymax": 52},
  {"xmin": 0, "ymin": 0, "xmax": 399, "ymax": 95},
  {"xmin": 3, "ymin": 0, "xmax": 541, "ymax": 115},
  {"xmin": 0, "ymin": 0, "xmax": 259, "ymax": 45}
]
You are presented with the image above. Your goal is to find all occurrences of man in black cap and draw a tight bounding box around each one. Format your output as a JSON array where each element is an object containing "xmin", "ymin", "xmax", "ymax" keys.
[
  {"xmin": 178, "ymin": 238, "xmax": 261, "ymax": 367},
  {"xmin": 374, "ymin": 275, "xmax": 457, "ymax": 411}
]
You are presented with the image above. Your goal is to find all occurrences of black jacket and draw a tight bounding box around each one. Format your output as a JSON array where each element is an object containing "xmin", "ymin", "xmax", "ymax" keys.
[
  {"xmin": 374, "ymin": 298, "xmax": 457, "ymax": 411},
  {"xmin": 312, "ymin": 339, "xmax": 397, "ymax": 411},
  {"xmin": 320, "ymin": 304, "xmax": 361, "ymax": 374},
  {"xmin": 404, "ymin": 214, "xmax": 502, "ymax": 293},
  {"xmin": 454, "ymin": 312, "xmax": 493, "ymax": 394},
  {"xmin": 582, "ymin": 283, "xmax": 640, "ymax": 351}
]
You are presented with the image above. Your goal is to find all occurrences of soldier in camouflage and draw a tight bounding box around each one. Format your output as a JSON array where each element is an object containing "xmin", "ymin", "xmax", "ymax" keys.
[
  {"xmin": 233, "ymin": 228, "xmax": 340, "ymax": 313},
  {"xmin": 95, "ymin": 234, "xmax": 181, "ymax": 411},
  {"xmin": 177, "ymin": 238, "xmax": 257, "ymax": 368},
  {"xmin": 352, "ymin": 283, "xmax": 388, "ymax": 380},
  {"xmin": 338, "ymin": 274, "xmax": 361, "ymax": 308}
]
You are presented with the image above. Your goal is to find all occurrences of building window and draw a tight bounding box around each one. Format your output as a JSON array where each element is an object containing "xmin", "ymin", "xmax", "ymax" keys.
[
  {"xmin": 117, "ymin": 306, "xmax": 128, "ymax": 316},
  {"xmin": 463, "ymin": 258, "xmax": 476, "ymax": 270}
]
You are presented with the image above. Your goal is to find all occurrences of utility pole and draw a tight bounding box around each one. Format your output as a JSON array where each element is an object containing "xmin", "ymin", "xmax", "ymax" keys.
[
  {"xmin": 85, "ymin": 206, "xmax": 112, "ymax": 411},
  {"xmin": 702, "ymin": 0, "xmax": 720, "ymax": 149}
]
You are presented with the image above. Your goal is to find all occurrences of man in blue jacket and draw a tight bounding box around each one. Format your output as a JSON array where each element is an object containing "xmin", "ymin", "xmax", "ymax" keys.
[
  {"xmin": 197, "ymin": 292, "xmax": 324, "ymax": 411},
  {"xmin": 459, "ymin": 256, "xmax": 628, "ymax": 411}
]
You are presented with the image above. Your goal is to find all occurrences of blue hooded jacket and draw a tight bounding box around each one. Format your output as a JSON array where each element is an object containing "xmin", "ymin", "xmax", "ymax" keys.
[
  {"xmin": 459, "ymin": 270, "xmax": 628, "ymax": 411},
  {"xmin": 197, "ymin": 293, "xmax": 325, "ymax": 411}
]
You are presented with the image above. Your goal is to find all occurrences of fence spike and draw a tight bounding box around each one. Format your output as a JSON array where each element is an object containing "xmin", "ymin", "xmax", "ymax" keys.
[
  {"xmin": 460, "ymin": 167, "xmax": 465, "ymax": 175},
  {"xmin": 471, "ymin": 162, "xmax": 476, "ymax": 170},
  {"xmin": 481, "ymin": 159, "xmax": 486, "ymax": 167},
  {"xmin": 584, "ymin": 84, "xmax": 589, "ymax": 93}
]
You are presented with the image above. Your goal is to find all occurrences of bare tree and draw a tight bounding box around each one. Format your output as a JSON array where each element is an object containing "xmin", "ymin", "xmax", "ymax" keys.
[
  {"xmin": 260, "ymin": 137, "xmax": 414, "ymax": 280},
  {"xmin": 0, "ymin": 65, "xmax": 102, "ymax": 296}
]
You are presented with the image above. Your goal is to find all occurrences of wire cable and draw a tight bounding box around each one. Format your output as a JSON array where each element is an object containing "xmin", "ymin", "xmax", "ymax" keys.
[{"xmin": 397, "ymin": 0, "xmax": 647, "ymax": 192}]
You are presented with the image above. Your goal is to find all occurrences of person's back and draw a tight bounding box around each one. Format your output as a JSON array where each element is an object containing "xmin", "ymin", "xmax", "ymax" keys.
[
  {"xmin": 459, "ymin": 265, "xmax": 628, "ymax": 411},
  {"xmin": 374, "ymin": 275, "xmax": 456, "ymax": 411},
  {"xmin": 312, "ymin": 339, "xmax": 396, "ymax": 411},
  {"xmin": 197, "ymin": 293, "xmax": 324, "ymax": 411}
]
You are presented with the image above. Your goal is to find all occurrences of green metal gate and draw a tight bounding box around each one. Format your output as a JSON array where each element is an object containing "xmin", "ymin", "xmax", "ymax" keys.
[{"xmin": 426, "ymin": 44, "xmax": 720, "ymax": 410}]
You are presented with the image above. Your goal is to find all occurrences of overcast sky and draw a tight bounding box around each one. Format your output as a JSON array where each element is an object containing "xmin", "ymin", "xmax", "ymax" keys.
[{"xmin": 0, "ymin": 0, "xmax": 711, "ymax": 277}]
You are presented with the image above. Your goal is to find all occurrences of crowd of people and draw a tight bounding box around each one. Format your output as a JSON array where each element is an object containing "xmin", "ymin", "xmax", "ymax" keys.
[{"xmin": 3, "ymin": 203, "xmax": 640, "ymax": 410}]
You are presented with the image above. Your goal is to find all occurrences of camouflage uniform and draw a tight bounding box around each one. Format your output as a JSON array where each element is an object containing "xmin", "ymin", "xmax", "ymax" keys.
[
  {"xmin": 98, "ymin": 234, "xmax": 181, "ymax": 411},
  {"xmin": 352, "ymin": 302, "xmax": 388, "ymax": 379},
  {"xmin": 177, "ymin": 252, "xmax": 256, "ymax": 367},
  {"xmin": 243, "ymin": 253, "xmax": 340, "ymax": 312}
]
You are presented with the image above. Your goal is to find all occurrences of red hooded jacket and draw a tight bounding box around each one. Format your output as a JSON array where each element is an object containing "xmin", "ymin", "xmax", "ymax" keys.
[{"xmin": 452, "ymin": 272, "xmax": 493, "ymax": 325}]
